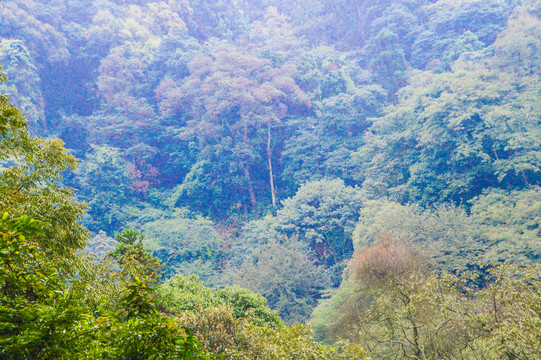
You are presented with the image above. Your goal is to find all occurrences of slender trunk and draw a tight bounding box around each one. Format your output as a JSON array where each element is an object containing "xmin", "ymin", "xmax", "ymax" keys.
[
  {"xmin": 267, "ymin": 123, "xmax": 276, "ymax": 208},
  {"xmin": 241, "ymin": 116, "xmax": 256, "ymax": 207},
  {"xmin": 243, "ymin": 166, "xmax": 256, "ymax": 207}
]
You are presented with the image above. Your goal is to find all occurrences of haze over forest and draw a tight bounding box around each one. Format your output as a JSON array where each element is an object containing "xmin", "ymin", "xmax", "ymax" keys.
[{"xmin": 0, "ymin": 0, "xmax": 540, "ymax": 358}]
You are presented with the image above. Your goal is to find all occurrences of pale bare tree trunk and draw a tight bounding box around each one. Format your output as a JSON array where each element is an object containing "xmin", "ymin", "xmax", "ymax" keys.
[
  {"xmin": 267, "ymin": 123, "xmax": 277, "ymax": 208},
  {"xmin": 243, "ymin": 166, "xmax": 257, "ymax": 207},
  {"xmin": 241, "ymin": 118, "xmax": 257, "ymax": 208}
]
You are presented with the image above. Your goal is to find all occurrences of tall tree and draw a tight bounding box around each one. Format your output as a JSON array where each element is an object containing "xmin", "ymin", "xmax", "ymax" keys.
[
  {"xmin": 177, "ymin": 39, "xmax": 308, "ymax": 211},
  {"xmin": 0, "ymin": 64, "xmax": 88, "ymax": 259}
]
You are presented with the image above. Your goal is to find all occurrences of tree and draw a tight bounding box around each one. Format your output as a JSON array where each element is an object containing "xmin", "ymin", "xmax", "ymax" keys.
[
  {"xmin": 75, "ymin": 145, "xmax": 132, "ymax": 233},
  {"xmin": 334, "ymin": 236, "xmax": 432, "ymax": 359},
  {"xmin": 159, "ymin": 274, "xmax": 369, "ymax": 360},
  {"xmin": 142, "ymin": 209, "xmax": 226, "ymax": 286},
  {"xmin": 176, "ymin": 32, "xmax": 309, "ymax": 212},
  {"xmin": 469, "ymin": 187, "xmax": 541, "ymax": 264},
  {"xmin": 282, "ymin": 85, "xmax": 385, "ymax": 186},
  {"xmin": 107, "ymin": 228, "xmax": 162, "ymax": 282},
  {"xmin": 352, "ymin": 200, "xmax": 486, "ymax": 273},
  {"xmin": 159, "ymin": 273, "xmax": 282, "ymax": 327},
  {"xmin": 411, "ymin": 0, "xmax": 513, "ymax": 69},
  {"xmin": 355, "ymin": 52, "xmax": 541, "ymax": 205},
  {"xmin": 0, "ymin": 68, "xmax": 212, "ymax": 358},
  {"xmin": 243, "ymin": 179, "xmax": 364, "ymax": 278},
  {"xmin": 229, "ymin": 237, "xmax": 332, "ymax": 324},
  {"xmin": 313, "ymin": 236, "xmax": 541, "ymax": 359},
  {"xmin": 0, "ymin": 40, "xmax": 45, "ymax": 129},
  {"xmin": 0, "ymin": 213, "xmax": 73, "ymax": 359},
  {"xmin": 0, "ymin": 64, "xmax": 88, "ymax": 260},
  {"xmin": 367, "ymin": 29, "xmax": 408, "ymax": 99}
]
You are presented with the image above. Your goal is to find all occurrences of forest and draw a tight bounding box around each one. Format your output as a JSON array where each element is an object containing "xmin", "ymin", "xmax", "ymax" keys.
[{"xmin": 0, "ymin": 0, "xmax": 540, "ymax": 358}]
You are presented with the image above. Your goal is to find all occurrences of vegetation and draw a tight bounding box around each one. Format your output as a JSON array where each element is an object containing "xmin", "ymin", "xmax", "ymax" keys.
[
  {"xmin": 1, "ymin": 0, "xmax": 540, "ymax": 357},
  {"xmin": 0, "ymin": 62, "xmax": 368, "ymax": 357}
]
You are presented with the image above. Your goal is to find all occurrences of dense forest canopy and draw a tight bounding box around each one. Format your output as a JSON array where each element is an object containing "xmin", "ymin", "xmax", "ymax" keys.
[{"xmin": 1, "ymin": 0, "xmax": 540, "ymax": 358}]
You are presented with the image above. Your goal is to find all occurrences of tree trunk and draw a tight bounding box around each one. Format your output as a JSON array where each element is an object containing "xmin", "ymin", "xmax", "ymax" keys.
[
  {"xmin": 243, "ymin": 166, "xmax": 257, "ymax": 207},
  {"xmin": 267, "ymin": 123, "xmax": 277, "ymax": 208}
]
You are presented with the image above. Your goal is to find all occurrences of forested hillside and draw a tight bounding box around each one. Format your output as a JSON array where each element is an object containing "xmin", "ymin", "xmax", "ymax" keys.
[{"xmin": 1, "ymin": 0, "xmax": 540, "ymax": 358}]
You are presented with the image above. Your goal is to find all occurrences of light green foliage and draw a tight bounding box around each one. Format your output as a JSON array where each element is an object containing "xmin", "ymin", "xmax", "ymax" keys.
[
  {"xmin": 142, "ymin": 209, "xmax": 225, "ymax": 285},
  {"xmin": 494, "ymin": 0, "xmax": 541, "ymax": 75},
  {"xmin": 0, "ymin": 213, "xmax": 210, "ymax": 359},
  {"xmin": 240, "ymin": 322, "xmax": 370, "ymax": 360},
  {"xmin": 107, "ymin": 228, "xmax": 163, "ymax": 283},
  {"xmin": 355, "ymin": 59, "xmax": 541, "ymax": 205},
  {"xmin": 310, "ymin": 279, "xmax": 361, "ymax": 343},
  {"xmin": 178, "ymin": 305, "xmax": 370, "ymax": 360},
  {"xmin": 352, "ymin": 200, "xmax": 485, "ymax": 273},
  {"xmin": 0, "ymin": 66, "xmax": 88, "ymax": 259},
  {"xmin": 215, "ymin": 286, "xmax": 283, "ymax": 327},
  {"xmin": 244, "ymin": 179, "xmax": 363, "ymax": 271},
  {"xmin": 230, "ymin": 237, "xmax": 332, "ymax": 324},
  {"xmin": 0, "ymin": 213, "xmax": 80, "ymax": 359},
  {"xmin": 159, "ymin": 273, "xmax": 282, "ymax": 327},
  {"xmin": 159, "ymin": 274, "xmax": 222, "ymax": 313},
  {"xmin": 314, "ymin": 238, "xmax": 541, "ymax": 359},
  {"xmin": 0, "ymin": 40, "xmax": 44, "ymax": 128},
  {"xmin": 352, "ymin": 191, "xmax": 541, "ymax": 272},
  {"xmin": 163, "ymin": 274, "xmax": 369, "ymax": 360},
  {"xmin": 470, "ymin": 263, "xmax": 541, "ymax": 358},
  {"xmin": 470, "ymin": 187, "xmax": 541, "ymax": 263}
]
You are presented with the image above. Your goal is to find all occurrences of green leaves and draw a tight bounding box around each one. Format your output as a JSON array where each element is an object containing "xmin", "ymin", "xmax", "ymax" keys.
[
  {"xmin": 316, "ymin": 234, "xmax": 541, "ymax": 359},
  {"xmin": 0, "ymin": 86, "xmax": 88, "ymax": 258},
  {"xmin": 0, "ymin": 213, "xmax": 212, "ymax": 359},
  {"xmin": 121, "ymin": 276, "xmax": 159, "ymax": 319},
  {"xmin": 356, "ymin": 61, "xmax": 541, "ymax": 205}
]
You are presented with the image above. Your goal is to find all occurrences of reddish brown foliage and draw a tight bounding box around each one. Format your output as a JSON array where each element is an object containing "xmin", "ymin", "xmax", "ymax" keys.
[{"xmin": 348, "ymin": 233, "xmax": 428, "ymax": 289}]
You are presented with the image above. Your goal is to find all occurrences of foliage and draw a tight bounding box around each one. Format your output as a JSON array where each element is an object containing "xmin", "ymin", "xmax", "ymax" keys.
[
  {"xmin": 352, "ymin": 200, "xmax": 486, "ymax": 273},
  {"xmin": 352, "ymin": 196, "xmax": 541, "ymax": 273},
  {"xmin": 0, "ymin": 64, "xmax": 88, "ymax": 262},
  {"xmin": 85, "ymin": 230, "xmax": 117, "ymax": 258},
  {"xmin": 142, "ymin": 209, "xmax": 226, "ymax": 285},
  {"xmin": 354, "ymin": 61, "xmax": 541, "ymax": 205},
  {"xmin": 367, "ymin": 29, "xmax": 408, "ymax": 99},
  {"xmin": 229, "ymin": 237, "xmax": 332, "ymax": 324},
  {"xmin": 243, "ymin": 179, "xmax": 363, "ymax": 273},
  {"xmin": 75, "ymin": 145, "xmax": 132, "ymax": 233},
  {"xmin": 227, "ymin": 179, "xmax": 362, "ymax": 323},
  {"xmin": 0, "ymin": 213, "xmax": 211, "ymax": 359},
  {"xmin": 159, "ymin": 274, "xmax": 282, "ymax": 327},
  {"xmin": 0, "ymin": 213, "xmax": 69, "ymax": 359},
  {"xmin": 313, "ymin": 238, "xmax": 541, "ymax": 359},
  {"xmin": 469, "ymin": 187, "xmax": 541, "ymax": 263},
  {"xmin": 0, "ymin": 40, "xmax": 44, "ymax": 128},
  {"xmin": 107, "ymin": 228, "xmax": 163, "ymax": 282},
  {"xmin": 2, "ymin": 1, "xmax": 541, "ymax": 352},
  {"xmin": 172, "ymin": 37, "xmax": 309, "ymax": 213},
  {"xmin": 162, "ymin": 275, "xmax": 369, "ymax": 359},
  {"xmin": 282, "ymin": 86, "xmax": 386, "ymax": 186}
]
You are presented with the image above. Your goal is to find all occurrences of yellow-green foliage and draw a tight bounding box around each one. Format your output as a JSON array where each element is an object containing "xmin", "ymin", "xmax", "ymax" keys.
[{"xmin": 313, "ymin": 238, "xmax": 541, "ymax": 359}]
